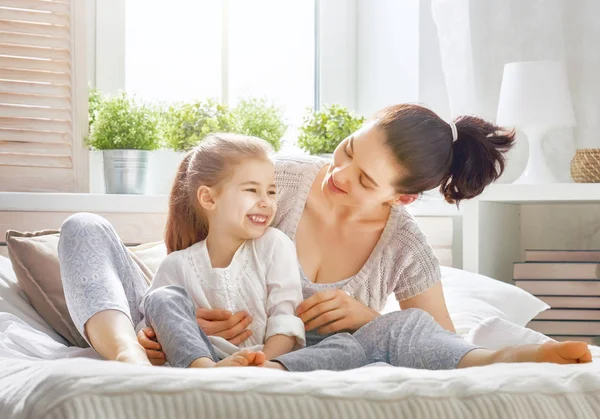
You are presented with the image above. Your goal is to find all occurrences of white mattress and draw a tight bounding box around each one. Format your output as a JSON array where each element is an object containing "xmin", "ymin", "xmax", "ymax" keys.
[
  {"xmin": 2, "ymin": 356, "xmax": 600, "ymax": 419},
  {"xmin": 2, "ymin": 256, "xmax": 600, "ymax": 419}
]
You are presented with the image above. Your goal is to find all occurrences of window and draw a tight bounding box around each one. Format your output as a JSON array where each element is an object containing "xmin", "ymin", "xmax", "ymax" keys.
[{"xmin": 125, "ymin": 0, "xmax": 315, "ymax": 150}]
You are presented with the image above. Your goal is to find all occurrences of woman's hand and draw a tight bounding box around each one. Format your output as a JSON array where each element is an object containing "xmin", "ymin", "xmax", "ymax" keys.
[
  {"xmin": 195, "ymin": 308, "xmax": 253, "ymax": 345},
  {"xmin": 297, "ymin": 289, "xmax": 380, "ymax": 334},
  {"xmin": 137, "ymin": 327, "xmax": 166, "ymax": 366}
]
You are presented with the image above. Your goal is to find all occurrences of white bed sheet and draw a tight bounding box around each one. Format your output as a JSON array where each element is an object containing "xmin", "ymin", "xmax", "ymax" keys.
[{"xmin": 1, "ymin": 256, "xmax": 600, "ymax": 419}]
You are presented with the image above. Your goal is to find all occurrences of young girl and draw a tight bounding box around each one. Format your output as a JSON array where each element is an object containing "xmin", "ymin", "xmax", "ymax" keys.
[{"xmin": 137, "ymin": 134, "xmax": 305, "ymax": 368}]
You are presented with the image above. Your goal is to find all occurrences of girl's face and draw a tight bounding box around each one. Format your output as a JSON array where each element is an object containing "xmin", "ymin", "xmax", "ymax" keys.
[
  {"xmin": 204, "ymin": 158, "xmax": 277, "ymax": 241},
  {"xmin": 323, "ymin": 123, "xmax": 412, "ymax": 209}
]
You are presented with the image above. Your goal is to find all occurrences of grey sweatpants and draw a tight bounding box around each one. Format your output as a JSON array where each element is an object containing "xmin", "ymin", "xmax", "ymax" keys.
[{"xmin": 58, "ymin": 212, "xmax": 477, "ymax": 370}]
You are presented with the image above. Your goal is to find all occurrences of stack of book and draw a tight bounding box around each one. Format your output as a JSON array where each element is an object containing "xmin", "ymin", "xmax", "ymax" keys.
[{"xmin": 514, "ymin": 250, "xmax": 600, "ymax": 345}]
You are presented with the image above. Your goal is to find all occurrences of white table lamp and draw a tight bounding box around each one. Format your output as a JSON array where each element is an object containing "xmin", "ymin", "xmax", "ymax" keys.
[{"xmin": 496, "ymin": 61, "xmax": 576, "ymax": 184}]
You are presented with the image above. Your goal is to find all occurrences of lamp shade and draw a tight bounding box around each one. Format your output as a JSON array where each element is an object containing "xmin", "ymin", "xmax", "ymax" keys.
[{"xmin": 496, "ymin": 61, "xmax": 576, "ymax": 128}]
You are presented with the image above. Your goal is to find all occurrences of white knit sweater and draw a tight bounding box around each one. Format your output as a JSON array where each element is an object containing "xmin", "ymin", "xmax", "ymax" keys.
[{"xmin": 273, "ymin": 155, "xmax": 441, "ymax": 312}]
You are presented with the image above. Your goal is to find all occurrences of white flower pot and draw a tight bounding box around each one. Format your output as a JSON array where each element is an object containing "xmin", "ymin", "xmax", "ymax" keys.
[
  {"xmin": 147, "ymin": 149, "xmax": 186, "ymax": 195},
  {"xmin": 89, "ymin": 150, "xmax": 105, "ymax": 194}
]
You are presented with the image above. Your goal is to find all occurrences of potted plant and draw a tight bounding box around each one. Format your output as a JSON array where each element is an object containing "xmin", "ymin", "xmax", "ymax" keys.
[
  {"xmin": 162, "ymin": 98, "xmax": 234, "ymax": 152},
  {"xmin": 87, "ymin": 87, "xmax": 105, "ymax": 193},
  {"xmin": 147, "ymin": 99, "xmax": 235, "ymax": 195},
  {"xmin": 297, "ymin": 104, "xmax": 366, "ymax": 157},
  {"xmin": 231, "ymin": 97, "xmax": 287, "ymax": 151},
  {"xmin": 87, "ymin": 91, "xmax": 161, "ymax": 194}
]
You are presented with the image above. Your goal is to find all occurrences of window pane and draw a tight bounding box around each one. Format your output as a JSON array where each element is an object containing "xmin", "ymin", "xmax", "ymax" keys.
[
  {"xmin": 228, "ymin": 0, "xmax": 315, "ymax": 128},
  {"xmin": 125, "ymin": 0, "xmax": 223, "ymax": 102}
]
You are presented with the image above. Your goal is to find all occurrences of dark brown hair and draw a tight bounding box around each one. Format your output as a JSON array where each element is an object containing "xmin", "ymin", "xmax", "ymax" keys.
[
  {"xmin": 165, "ymin": 133, "xmax": 273, "ymax": 254},
  {"xmin": 372, "ymin": 104, "xmax": 515, "ymax": 205}
]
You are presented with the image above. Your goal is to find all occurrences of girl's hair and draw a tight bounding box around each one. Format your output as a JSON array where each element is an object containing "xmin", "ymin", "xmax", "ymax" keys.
[
  {"xmin": 372, "ymin": 104, "xmax": 515, "ymax": 205},
  {"xmin": 165, "ymin": 133, "xmax": 273, "ymax": 254}
]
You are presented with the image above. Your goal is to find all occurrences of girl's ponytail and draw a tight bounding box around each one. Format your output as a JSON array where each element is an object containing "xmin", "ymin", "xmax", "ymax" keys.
[{"xmin": 165, "ymin": 150, "xmax": 208, "ymax": 253}]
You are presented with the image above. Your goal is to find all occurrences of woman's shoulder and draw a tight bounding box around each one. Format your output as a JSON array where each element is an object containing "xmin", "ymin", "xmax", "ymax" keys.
[
  {"xmin": 274, "ymin": 154, "xmax": 329, "ymax": 184},
  {"xmin": 385, "ymin": 206, "xmax": 433, "ymax": 255}
]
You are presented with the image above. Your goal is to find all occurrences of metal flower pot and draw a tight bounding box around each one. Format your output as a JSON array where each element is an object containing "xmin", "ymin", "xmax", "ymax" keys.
[{"xmin": 103, "ymin": 149, "xmax": 150, "ymax": 194}]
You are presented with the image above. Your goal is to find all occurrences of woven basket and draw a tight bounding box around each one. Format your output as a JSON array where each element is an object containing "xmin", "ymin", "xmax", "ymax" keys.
[{"xmin": 571, "ymin": 149, "xmax": 600, "ymax": 183}]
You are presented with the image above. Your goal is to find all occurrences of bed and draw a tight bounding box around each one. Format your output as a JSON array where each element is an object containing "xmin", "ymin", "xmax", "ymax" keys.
[{"xmin": 1, "ymin": 196, "xmax": 600, "ymax": 419}]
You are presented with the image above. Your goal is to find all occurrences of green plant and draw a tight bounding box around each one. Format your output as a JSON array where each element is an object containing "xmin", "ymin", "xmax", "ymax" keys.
[
  {"xmin": 231, "ymin": 98, "xmax": 287, "ymax": 151},
  {"xmin": 88, "ymin": 86, "xmax": 103, "ymax": 131},
  {"xmin": 162, "ymin": 99, "xmax": 235, "ymax": 152},
  {"xmin": 87, "ymin": 91, "xmax": 161, "ymax": 150},
  {"xmin": 297, "ymin": 105, "xmax": 366, "ymax": 155}
]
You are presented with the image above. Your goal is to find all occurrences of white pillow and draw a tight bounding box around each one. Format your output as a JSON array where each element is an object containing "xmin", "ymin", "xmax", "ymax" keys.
[
  {"xmin": 382, "ymin": 266, "xmax": 550, "ymax": 336},
  {"xmin": 441, "ymin": 267, "xmax": 549, "ymax": 335}
]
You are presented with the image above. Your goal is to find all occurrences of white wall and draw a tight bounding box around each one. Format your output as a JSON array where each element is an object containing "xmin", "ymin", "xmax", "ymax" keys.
[{"xmin": 355, "ymin": 0, "xmax": 420, "ymax": 118}]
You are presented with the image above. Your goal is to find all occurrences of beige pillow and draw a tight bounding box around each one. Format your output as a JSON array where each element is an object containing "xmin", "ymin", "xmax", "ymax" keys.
[{"xmin": 6, "ymin": 230, "xmax": 161, "ymax": 348}]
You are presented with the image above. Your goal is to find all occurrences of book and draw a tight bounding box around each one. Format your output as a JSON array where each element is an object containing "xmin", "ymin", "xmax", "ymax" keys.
[
  {"xmin": 527, "ymin": 320, "xmax": 600, "ymax": 336},
  {"xmin": 534, "ymin": 309, "xmax": 600, "ymax": 321},
  {"xmin": 549, "ymin": 335, "xmax": 600, "ymax": 345},
  {"xmin": 513, "ymin": 262, "xmax": 600, "ymax": 280},
  {"xmin": 516, "ymin": 280, "xmax": 600, "ymax": 296},
  {"xmin": 525, "ymin": 250, "xmax": 600, "ymax": 263},
  {"xmin": 538, "ymin": 296, "xmax": 600, "ymax": 309}
]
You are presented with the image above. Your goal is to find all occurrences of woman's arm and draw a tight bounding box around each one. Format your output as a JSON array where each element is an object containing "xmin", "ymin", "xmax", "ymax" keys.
[
  {"xmin": 399, "ymin": 281, "xmax": 455, "ymax": 333},
  {"xmin": 298, "ymin": 290, "xmax": 380, "ymax": 334}
]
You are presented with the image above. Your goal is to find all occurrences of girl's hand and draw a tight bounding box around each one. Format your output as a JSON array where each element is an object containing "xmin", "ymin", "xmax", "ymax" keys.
[
  {"xmin": 196, "ymin": 308, "xmax": 253, "ymax": 345},
  {"xmin": 297, "ymin": 290, "xmax": 380, "ymax": 334},
  {"xmin": 137, "ymin": 327, "xmax": 166, "ymax": 366}
]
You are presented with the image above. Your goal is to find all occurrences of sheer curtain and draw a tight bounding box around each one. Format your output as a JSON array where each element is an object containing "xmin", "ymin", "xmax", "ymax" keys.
[{"xmin": 431, "ymin": 0, "xmax": 600, "ymax": 182}]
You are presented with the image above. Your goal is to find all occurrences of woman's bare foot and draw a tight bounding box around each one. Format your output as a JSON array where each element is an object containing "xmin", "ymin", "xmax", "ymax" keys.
[
  {"xmin": 115, "ymin": 343, "xmax": 152, "ymax": 366},
  {"xmin": 459, "ymin": 341, "xmax": 592, "ymax": 368},
  {"xmin": 535, "ymin": 341, "xmax": 592, "ymax": 364},
  {"xmin": 189, "ymin": 350, "xmax": 266, "ymax": 368}
]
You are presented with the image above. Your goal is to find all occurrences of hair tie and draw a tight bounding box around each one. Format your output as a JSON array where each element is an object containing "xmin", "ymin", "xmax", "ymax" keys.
[{"xmin": 449, "ymin": 121, "xmax": 458, "ymax": 142}]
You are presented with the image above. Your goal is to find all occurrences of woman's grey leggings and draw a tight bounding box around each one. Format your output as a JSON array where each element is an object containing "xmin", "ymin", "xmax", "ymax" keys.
[{"xmin": 58, "ymin": 212, "xmax": 477, "ymax": 371}]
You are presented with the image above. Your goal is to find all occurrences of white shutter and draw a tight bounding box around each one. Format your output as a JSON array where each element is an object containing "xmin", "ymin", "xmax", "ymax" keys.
[{"xmin": 0, "ymin": 0, "xmax": 88, "ymax": 192}]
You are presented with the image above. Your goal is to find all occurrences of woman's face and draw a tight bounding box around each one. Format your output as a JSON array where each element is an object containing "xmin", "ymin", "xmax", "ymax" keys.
[{"xmin": 322, "ymin": 123, "xmax": 409, "ymax": 209}]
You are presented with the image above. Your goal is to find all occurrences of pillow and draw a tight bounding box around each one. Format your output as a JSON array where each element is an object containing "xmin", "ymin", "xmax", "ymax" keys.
[
  {"xmin": 6, "ymin": 230, "xmax": 161, "ymax": 347},
  {"xmin": 0, "ymin": 255, "xmax": 67, "ymax": 344},
  {"xmin": 466, "ymin": 316, "xmax": 553, "ymax": 350},
  {"xmin": 382, "ymin": 266, "xmax": 550, "ymax": 336}
]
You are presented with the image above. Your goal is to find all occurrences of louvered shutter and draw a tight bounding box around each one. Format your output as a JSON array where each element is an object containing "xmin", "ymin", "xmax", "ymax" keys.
[{"xmin": 0, "ymin": 0, "xmax": 88, "ymax": 192}]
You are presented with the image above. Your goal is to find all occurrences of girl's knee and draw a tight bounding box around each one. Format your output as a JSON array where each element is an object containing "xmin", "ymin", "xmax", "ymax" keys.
[{"xmin": 144, "ymin": 286, "xmax": 193, "ymax": 314}]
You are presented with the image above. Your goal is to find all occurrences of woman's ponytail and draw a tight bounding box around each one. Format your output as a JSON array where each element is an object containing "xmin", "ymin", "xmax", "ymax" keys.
[{"xmin": 439, "ymin": 116, "xmax": 515, "ymax": 204}]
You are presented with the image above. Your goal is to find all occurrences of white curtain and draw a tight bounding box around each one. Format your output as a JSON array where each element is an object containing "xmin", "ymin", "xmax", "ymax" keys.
[{"xmin": 431, "ymin": 0, "xmax": 600, "ymax": 182}]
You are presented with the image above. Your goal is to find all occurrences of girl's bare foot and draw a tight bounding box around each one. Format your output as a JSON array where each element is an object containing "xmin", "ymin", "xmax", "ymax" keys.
[
  {"xmin": 263, "ymin": 360, "xmax": 287, "ymax": 370},
  {"xmin": 190, "ymin": 350, "xmax": 266, "ymax": 368}
]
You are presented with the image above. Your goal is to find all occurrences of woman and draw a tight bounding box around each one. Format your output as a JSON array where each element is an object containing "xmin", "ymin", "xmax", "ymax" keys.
[{"xmin": 58, "ymin": 104, "xmax": 591, "ymax": 369}]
